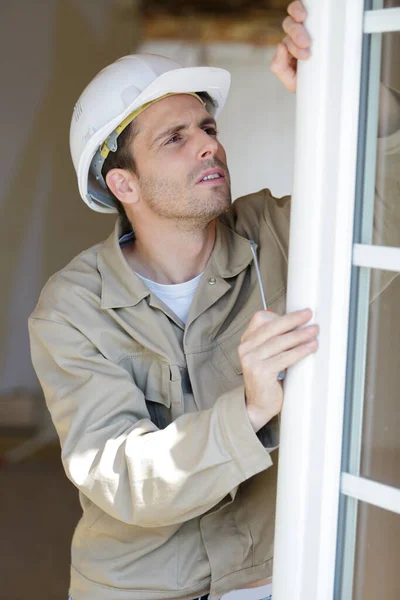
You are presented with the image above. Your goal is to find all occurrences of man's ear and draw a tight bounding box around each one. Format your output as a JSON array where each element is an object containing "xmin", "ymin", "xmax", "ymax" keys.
[{"xmin": 105, "ymin": 168, "xmax": 139, "ymax": 206}]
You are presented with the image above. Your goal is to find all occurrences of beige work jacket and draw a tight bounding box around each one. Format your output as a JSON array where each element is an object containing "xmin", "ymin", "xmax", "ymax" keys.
[
  {"xmin": 29, "ymin": 190, "xmax": 290, "ymax": 600},
  {"xmin": 29, "ymin": 126, "xmax": 399, "ymax": 600}
]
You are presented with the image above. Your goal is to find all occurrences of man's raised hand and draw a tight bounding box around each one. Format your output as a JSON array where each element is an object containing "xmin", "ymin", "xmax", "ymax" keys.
[
  {"xmin": 270, "ymin": 1, "xmax": 311, "ymax": 93},
  {"xmin": 239, "ymin": 308, "xmax": 319, "ymax": 432}
]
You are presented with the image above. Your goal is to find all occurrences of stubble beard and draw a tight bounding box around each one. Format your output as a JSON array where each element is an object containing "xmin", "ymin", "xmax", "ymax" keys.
[{"xmin": 140, "ymin": 173, "xmax": 232, "ymax": 233}]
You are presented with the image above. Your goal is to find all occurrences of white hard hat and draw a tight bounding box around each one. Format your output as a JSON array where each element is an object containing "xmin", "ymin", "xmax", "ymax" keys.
[{"xmin": 70, "ymin": 53, "xmax": 231, "ymax": 213}]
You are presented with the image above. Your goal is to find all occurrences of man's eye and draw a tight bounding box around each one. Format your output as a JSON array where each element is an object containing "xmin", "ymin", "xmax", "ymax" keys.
[
  {"xmin": 166, "ymin": 134, "xmax": 182, "ymax": 144},
  {"xmin": 204, "ymin": 127, "xmax": 219, "ymax": 136}
]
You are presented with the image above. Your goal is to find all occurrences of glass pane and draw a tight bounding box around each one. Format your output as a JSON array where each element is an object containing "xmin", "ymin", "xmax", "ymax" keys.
[
  {"xmin": 358, "ymin": 29, "xmax": 400, "ymax": 248},
  {"xmin": 360, "ymin": 270, "xmax": 400, "ymax": 488},
  {"xmin": 374, "ymin": 29, "xmax": 400, "ymax": 248},
  {"xmin": 352, "ymin": 501, "xmax": 400, "ymax": 600},
  {"xmin": 383, "ymin": 1, "xmax": 400, "ymax": 10}
]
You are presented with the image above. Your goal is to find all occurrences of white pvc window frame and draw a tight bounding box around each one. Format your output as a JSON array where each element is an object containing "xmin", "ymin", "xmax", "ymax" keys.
[
  {"xmin": 364, "ymin": 8, "xmax": 400, "ymax": 32},
  {"xmin": 353, "ymin": 244, "xmax": 400, "ymax": 271},
  {"xmin": 272, "ymin": 1, "xmax": 400, "ymax": 599},
  {"xmin": 341, "ymin": 474, "xmax": 400, "ymax": 515}
]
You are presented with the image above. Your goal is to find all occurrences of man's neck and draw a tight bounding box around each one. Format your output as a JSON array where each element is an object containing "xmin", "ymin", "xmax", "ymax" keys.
[{"xmin": 122, "ymin": 220, "xmax": 216, "ymax": 285}]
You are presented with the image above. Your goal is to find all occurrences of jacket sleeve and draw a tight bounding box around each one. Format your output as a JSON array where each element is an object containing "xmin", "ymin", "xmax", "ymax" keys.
[{"xmin": 28, "ymin": 316, "xmax": 273, "ymax": 528}]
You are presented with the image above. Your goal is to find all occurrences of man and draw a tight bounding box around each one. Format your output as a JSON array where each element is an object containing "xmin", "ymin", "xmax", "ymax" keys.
[{"xmin": 28, "ymin": 2, "xmax": 399, "ymax": 600}]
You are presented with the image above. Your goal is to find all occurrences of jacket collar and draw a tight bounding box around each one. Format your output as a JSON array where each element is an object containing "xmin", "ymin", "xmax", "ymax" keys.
[
  {"xmin": 98, "ymin": 220, "xmax": 149, "ymax": 309},
  {"xmin": 97, "ymin": 217, "xmax": 254, "ymax": 310},
  {"xmin": 212, "ymin": 220, "xmax": 254, "ymax": 278}
]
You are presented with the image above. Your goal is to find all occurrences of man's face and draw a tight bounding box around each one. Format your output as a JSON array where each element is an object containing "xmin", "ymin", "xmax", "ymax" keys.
[{"xmin": 130, "ymin": 94, "xmax": 231, "ymax": 224}]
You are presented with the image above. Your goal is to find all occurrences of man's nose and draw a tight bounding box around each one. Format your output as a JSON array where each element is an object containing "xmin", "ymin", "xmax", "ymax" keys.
[{"xmin": 196, "ymin": 130, "xmax": 219, "ymax": 160}]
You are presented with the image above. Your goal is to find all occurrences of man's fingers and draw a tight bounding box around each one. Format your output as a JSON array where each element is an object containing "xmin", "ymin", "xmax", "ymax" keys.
[
  {"xmin": 270, "ymin": 43, "xmax": 297, "ymax": 93},
  {"xmin": 272, "ymin": 0, "xmax": 311, "ymax": 92},
  {"xmin": 243, "ymin": 323, "xmax": 319, "ymax": 361},
  {"xmin": 241, "ymin": 310, "xmax": 278, "ymax": 339},
  {"xmin": 241, "ymin": 308, "xmax": 313, "ymax": 343},
  {"xmin": 282, "ymin": 16, "xmax": 311, "ymax": 49},
  {"xmin": 282, "ymin": 35, "xmax": 310, "ymax": 61},
  {"xmin": 269, "ymin": 338, "xmax": 318, "ymax": 375},
  {"xmin": 287, "ymin": 0, "xmax": 307, "ymax": 23}
]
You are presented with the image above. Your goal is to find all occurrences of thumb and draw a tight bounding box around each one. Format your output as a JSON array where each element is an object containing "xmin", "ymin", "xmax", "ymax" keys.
[{"xmin": 270, "ymin": 43, "xmax": 298, "ymax": 93}]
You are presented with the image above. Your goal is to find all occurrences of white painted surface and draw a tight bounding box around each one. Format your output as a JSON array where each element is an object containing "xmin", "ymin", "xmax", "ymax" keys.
[
  {"xmin": 272, "ymin": 1, "xmax": 365, "ymax": 599},
  {"xmin": 353, "ymin": 243, "xmax": 400, "ymax": 271},
  {"xmin": 0, "ymin": 0, "xmax": 135, "ymax": 393},
  {"xmin": 364, "ymin": 8, "xmax": 400, "ymax": 33},
  {"xmin": 341, "ymin": 473, "xmax": 400, "ymax": 515}
]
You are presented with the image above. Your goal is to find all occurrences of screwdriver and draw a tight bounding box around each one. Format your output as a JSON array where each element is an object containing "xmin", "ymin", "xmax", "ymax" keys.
[{"xmin": 249, "ymin": 240, "xmax": 286, "ymax": 382}]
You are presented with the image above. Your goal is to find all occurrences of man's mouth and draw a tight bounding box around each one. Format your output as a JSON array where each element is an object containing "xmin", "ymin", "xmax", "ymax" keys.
[{"xmin": 196, "ymin": 168, "xmax": 225, "ymax": 184}]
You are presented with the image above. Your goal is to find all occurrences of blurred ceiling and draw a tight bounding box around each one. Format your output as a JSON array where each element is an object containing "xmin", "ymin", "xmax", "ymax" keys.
[{"xmin": 139, "ymin": 0, "xmax": 288, "ymax": 46}]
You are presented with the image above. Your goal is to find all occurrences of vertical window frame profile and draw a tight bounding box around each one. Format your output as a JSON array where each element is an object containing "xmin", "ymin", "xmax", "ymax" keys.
[
  {"xmin": 272, "ymin": 0, "xmax": 400, "ymax": 599},
  {"xmin": 272, "ymin": 1, "xmax": 365, "ymax": 599}
]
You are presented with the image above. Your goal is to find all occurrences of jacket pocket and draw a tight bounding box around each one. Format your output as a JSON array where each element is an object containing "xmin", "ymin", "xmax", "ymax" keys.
[
  {"xmin": 217, "ymin": 325, "xmax": 247, "ymax": 383},
  {"xmin": 143, "ymin": 360, "xmax": 172, "ymax": 429},
  {"xmin": 143, "ymin": 362, "xmax": 185, "ymax": 425},
  {"xmin": 121, "ymin": 355, "xmax": 172, "ymax": 429},
  {"xmin": 121, "ymin": 355, "xmax": 186, "ymax": 428}
]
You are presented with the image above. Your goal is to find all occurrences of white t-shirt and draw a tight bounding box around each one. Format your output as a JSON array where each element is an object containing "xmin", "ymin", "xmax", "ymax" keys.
[{"xmin": 135, "ymin": 271, "xmax": 203, "ymax": 324}]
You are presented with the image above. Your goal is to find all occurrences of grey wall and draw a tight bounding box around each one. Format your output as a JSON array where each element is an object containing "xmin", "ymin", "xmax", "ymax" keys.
[{"xmin": 0, "ymin": 0, "xmax": 140, "ymax": 393}]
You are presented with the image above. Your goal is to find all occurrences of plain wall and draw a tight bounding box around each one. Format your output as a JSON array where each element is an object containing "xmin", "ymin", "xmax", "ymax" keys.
[{"xmin": 0, "ymin": 0, "xmax": 140, "ymax": 394}]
